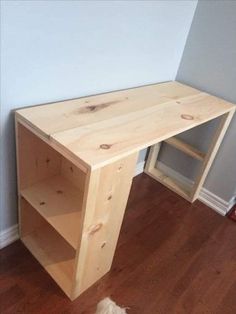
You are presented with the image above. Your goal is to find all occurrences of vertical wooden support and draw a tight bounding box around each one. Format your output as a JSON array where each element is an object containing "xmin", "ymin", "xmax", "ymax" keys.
[
  {"xmin": 191, "ymin": 110, "xmax": 235, "ymax": 201},
  {"xmin": 72, "ymin": 153, "xmax": 138, "ymax": 299},
  {"xmin": 145, "ymin": 143, "xmax": 162, "ymax": 173}
]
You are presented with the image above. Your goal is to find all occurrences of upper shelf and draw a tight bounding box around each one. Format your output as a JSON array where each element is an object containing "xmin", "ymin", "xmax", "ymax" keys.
[{"xmin": 16, "ymin": 81, "xmax": 235, "ymax": 170}]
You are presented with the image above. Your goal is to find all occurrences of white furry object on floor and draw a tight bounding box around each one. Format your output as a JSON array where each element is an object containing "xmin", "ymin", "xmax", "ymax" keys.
[{"xmin": 95, "ymin": 297, "xmax": 128, "ymax": 314}]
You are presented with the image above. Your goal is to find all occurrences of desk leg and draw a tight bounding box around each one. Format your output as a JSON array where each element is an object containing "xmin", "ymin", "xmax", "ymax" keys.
[
  {"xmin": 191, "ymin": 110, "xmax": 235, "ymax": 201},
  {"xmin": 72, "ymin": 153, "xmax": 138, "ymax": 300}
]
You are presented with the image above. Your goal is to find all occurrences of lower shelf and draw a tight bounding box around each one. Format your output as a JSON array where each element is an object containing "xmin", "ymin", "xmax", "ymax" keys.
[
  {"xmin": 22, "ymin": 223, "xmax": 75, "ymax": 298},
  {"xmin": 21, "ymin": 175, "xmax": 83, "ymax": 249}
]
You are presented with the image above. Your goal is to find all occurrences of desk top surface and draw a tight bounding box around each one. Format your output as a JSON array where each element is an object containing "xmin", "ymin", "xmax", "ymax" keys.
[{"xmin": 16, "ymin": 81, "xmax": 235, "ymax": 170}]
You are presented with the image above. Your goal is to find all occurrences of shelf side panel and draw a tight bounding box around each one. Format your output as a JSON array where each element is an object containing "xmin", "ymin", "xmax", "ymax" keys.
[{"xmin": 72, "ymin": 152, "xmax": 138, "ymax": 300}]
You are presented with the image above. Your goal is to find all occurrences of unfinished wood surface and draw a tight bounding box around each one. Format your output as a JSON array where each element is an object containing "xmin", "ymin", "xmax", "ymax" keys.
[
  {"xmin": 60, "ymin": 157, "xmax": 86, "ymax": 192},
  {"xmin": 16, "ymin": 118, "xmax": 88, "ymax": 174},
  {"xmin": 21, "ymin": 200, "xmax": 75, "ymax": 298},
  {"xmin": 191, "ymin": 111, "xmax": 235, "ymax": 201},
  {"xmin": 145, "ymin": 143, "xmax": 162, "ymax": 172},
  {"xmin": 20, "ymin": 197, "xmax": 45, "ymax": 238},
  {"xmin": 145, "ymin": 166, "xmax": 191, "ymax": 201},
  {"xmin": 144, "ymin": 142, "xmax": 193, "ymax": 201},
  {"xmin": 16, "ymin": 81, "xmax": 235, "ymax": 169},
  {"xmin": 165, "ymin": 137, "xmax": 205, "ymax": 161},
  {"xmin": 21, "ymin": 175, "xmax": 83, "ymax": 249},
  {"xmin": 72, "ymin": 153, "xmax": 138, "ymax": 300},
  {"xmin": 17, "ymin": 123, "xmax": 61, "ymax": 190},
  {"xmin": 16, "ymin": 82, "xmax": 201, "ymax": 136}
]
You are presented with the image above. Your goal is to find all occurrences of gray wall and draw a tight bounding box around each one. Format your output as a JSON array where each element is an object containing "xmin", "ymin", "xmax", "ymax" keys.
[
  {"xmin": 160, "ymin": 0, "xmax": 236, "ymax": 203},
  {"xmin": 0, "ymin": 0, "xmax": 197, "ymax": 232}
]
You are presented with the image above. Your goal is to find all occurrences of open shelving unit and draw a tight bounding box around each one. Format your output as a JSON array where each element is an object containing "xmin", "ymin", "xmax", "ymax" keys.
[{"xmin": 16, "ymin": 123, "xmax": 86, "ymax": 298}]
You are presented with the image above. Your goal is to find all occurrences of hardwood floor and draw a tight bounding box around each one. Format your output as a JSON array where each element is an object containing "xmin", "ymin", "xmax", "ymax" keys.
[{"xmin": 1, "ymin": 173, "xmax": 236, "ymax": 314}]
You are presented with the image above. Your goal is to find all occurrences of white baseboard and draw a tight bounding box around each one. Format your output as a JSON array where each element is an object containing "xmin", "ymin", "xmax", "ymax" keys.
[
  {"xmin": 135, "ymin": 160, "xmax": 235, "ymax": 216},
  {"xmin": 198, "ymin": 188, "xmax": 235, "ymax": 216},
  {"xmin": 0, "ymin": 224, "xmax": 19, "ymax": 250},
  {"xmin": 1, "ymin": 161, "xmax": 234, "ymax": 249},
  {"xmin": 156, "ymin": 161, "xmax": 235, "ymax": 216}
]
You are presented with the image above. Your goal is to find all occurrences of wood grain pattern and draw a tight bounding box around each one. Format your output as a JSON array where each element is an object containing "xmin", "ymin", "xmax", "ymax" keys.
[
  {"xmin": 1, "ymin": 174, "xmax": 236, "ymax": 313},
  {"xmin": 16, "ymin": 81, "xmax": 235, "ymax": 169},
  {"xmin": 145, "ymin": 166, "xmax": 191, "ymax": 201},
  {"xmin": 73, "ymin": 153, "xmax": 138, "ymax": 299},
  {"xmin": 20, "ymin": 199, "xmax": 76, "ymax": 298},
  {"xmin": 21, "ymin": 175, "xmax": 83, "ymax": 249}
]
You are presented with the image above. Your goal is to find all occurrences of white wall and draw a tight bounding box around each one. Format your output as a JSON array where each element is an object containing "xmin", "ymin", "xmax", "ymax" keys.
[{"xmin": 0, "ymin": 0, "xmax": 197, "ymax": 232}]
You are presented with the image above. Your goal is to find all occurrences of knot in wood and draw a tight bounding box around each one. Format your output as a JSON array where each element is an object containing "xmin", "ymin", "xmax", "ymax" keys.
[
  {"xmin": 88, "ymin": 223, "xmax": 103, "ymax": 235},
  {"xmin": 87, "ymin": 105, "xmax": 96, "ymax": 111},
  {"xmin": 181, "ymin": 114, "xmax": 194, "ymax": 120},
  {"xmin": 100, "ymin": 144, "xmax": 112, "ymax": 150},
  {"xmin": 101, "ymin": 242, "xmax": 106, "ymax": 248}
]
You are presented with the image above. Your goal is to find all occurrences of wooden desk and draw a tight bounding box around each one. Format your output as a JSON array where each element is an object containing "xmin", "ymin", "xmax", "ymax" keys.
[{"xmin": 15, "ymin": 81, "xmax": 235, "ymax": 300}]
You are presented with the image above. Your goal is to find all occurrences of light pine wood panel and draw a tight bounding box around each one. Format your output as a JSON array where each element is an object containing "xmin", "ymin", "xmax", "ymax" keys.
[
  {"xmin": 51, "ymin": 93, "xmax": 235, "ymax": 169},
  {"xmin": 16, "ymin": 118, "xmax": 88, "ymax": 173},
  {"xmin": 20, "ymin": 197, "xmax": 45, "ymax": 237},
  {"xmin": 21, "ymin": 175, "xmax": 83, "ymax": 249},
  {"xmin": 16, "ymin": 81, "xmax": 235, "ymax": 169},
  {"xmin": 145, "ymin": 167, "xmax": 191, "ymax": 201},
  {"xmin": 72, "ymin": 153, "xmax": 138, "ymax": 300},
  {"xmin": 21, "ymin": 200, "xmax": 76, "ymax": 298},
  {"xmin": 145, "ymin": 143, "xmax": 162, "ymax": 172},
  {"xmin": 16, "ymin": 82, "xmax": 200, "ymax": 136},
  {"xmin": 60, "ymin": 157, "xmax": 86, "ymax": 192},
  {"xmin": 17, "ymin": 123, "xmax": 61, "ymax": 190}
]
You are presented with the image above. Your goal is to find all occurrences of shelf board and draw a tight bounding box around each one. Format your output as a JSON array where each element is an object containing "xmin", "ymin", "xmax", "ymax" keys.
[
  {"xmin": 21, "ymin": 175, "xmax": 83, "ymax": 249},
  {"xmin": 145, "ymin": 167, "xmax": 191, "ymax": 202},
  {"xmin": 164, "ymin": 137, "xmax": 205, "ymax": 161},
  {"xmin": 22, "ymin": 223, "xmax": 75, "ymax": 297}
]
